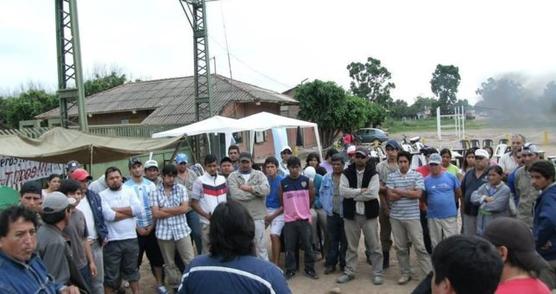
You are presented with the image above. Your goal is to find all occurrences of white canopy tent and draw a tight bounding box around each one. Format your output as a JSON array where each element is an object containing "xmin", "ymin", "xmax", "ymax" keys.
[
  {"xmin": 236, "ymin": 112, "xmax": 323, "ymax": 161},
  {"xmin": 152, "ymin": 115, "xmax": 240, "ymax": 152},
  {"xmin": 151, "ymin": 112, "xmax": 323, "ymax": 161}
]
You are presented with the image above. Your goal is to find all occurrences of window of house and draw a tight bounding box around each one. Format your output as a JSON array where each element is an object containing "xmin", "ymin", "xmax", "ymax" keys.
[{"xmin": 255, "ymin": 131, "xmax": 266, "ymax": 144}]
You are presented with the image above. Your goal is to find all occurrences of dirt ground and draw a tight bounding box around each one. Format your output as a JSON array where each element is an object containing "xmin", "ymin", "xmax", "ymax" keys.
[
  {"xmin": 134, "ymin": 125, "xmax": 556, "ymax": 293},
  {"xmin": 137, "ymin": 235, "xmax": 424, "ymax": 294}
]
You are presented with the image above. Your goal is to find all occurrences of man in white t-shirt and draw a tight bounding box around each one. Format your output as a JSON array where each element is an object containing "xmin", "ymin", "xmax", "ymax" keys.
[
  {"xmin": 499, "ymin": 134, "xmax": 525, "ymax": 175},
  {"xmin": 99, "ymin": 167, "xmax": 142, "ymax": 294}
]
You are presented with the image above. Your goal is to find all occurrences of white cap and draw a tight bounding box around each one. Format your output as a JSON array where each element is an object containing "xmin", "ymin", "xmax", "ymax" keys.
[
  {"xmin": 144, "ymin": 159, "xmax": 159, "ymax": 169},
  {"xmin": 347, "ymin": 145, "xmax": 356, "ymax": 155},
  {"xmin": 280, "ymin": 146, "xmax": 292, "ymax": 153},
  {"xmin": 304, "ymin": 166, "xmax": 316, "ymax": 181},
  {"xmin": 475, "ymin": 149, "xmax": 490, "ymax": 159}
]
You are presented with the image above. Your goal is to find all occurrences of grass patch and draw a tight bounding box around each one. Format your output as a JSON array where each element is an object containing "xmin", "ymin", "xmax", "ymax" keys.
[{"xmin": 383, "ymin": 118, "xmax": 486, "ymax": 134}]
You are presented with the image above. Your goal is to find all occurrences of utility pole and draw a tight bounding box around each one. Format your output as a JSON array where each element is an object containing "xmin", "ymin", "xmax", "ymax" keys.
[
  {"xmin": 179, "ymin": 0, "xmax": 215, "ymax": 158},
  {"xmin": 55, "ymin": 0, "xmax": 88, "ymax": 131},
  {"xmin": 179, "ymin": 0, "xmax": 213, "ymax": 122}
]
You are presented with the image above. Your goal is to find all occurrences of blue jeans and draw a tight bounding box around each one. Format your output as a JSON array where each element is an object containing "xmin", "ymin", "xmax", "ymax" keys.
[
  {"xmin": 79, "ymin": 265, "xmax": 93, "ymax": 291},
  {"xmin": 186, "ymin": 210, "xmax": 202, "ymax": 255},
  {"xmin": 325, "ymin": 214, "xmax": 347, "ymax": 268}
]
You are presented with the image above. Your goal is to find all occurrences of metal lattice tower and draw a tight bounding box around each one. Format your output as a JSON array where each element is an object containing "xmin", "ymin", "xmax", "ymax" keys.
[
  {"xmin": 179, "ymin": 0, "xmax": 213, "ymax": 121},
  {"xmin": 55, "ymin": 0, "xmax": 88, "ymax": 131}
]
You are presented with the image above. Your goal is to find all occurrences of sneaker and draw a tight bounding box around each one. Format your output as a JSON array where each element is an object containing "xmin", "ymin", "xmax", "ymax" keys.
[
  {"xmin": 336, "ymin": 274, "xmax": 354, "ymax": 284},
  {"xmin": 285, "ymin": 271, "xmax": 296, "ymax": 280},
  {"xmin": 397, "ymin": 275, "xmax": 412, "ymax": 285},
  {"xmin": 372, "ymin": 276, "xmax": 384, "ymax": 285},
  {"xmin": 156, "ymin": 285, "xmax": 169, "ymax": 294},
  {"xmin": 324, "ymin": 266, "xmax": 336, "ymax": 275},
  {"xmin": 305, "ymin": 269, "xmax": 319, "ymax": 280}
]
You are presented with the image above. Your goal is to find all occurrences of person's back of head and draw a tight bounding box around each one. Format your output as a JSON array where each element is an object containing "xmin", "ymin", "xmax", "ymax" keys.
[
  {"xmin": 209, "ymin": 201, "xmax": 255, "ymax": 261},
  {"xmin": 484, "ymin": 217, "xmax": 550, "ymax": 277},
  {"xmin": 432, "ymin": 235, "xmax": 503, "ymax": 294}
]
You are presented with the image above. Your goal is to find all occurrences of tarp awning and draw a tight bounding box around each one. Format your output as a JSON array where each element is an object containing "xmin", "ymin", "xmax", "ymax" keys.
[{"xmin": 0, "ymin": 127, "xmax": 182, "ymax": 164}]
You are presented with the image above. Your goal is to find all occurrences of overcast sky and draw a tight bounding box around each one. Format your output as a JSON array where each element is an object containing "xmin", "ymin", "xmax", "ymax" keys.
[{"xmin": 2, "ymin": 0, "xmax": 556, "ymax": 104}]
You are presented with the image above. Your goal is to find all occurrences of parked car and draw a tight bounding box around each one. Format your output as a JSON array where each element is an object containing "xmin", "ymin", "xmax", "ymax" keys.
[{"xmin": 355, "ymin": 128, "xmax": 389, "ymax": 144}]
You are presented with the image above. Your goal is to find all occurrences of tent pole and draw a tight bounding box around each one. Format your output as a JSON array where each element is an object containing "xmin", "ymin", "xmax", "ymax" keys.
[
  {"xmin": 314, "ymin": 126, "xmax": 324, "ymax": 162},
  {"xmin": 89, "ymin": 145, "xmax": 93, "ymax": 177},
  {"xmin": 249, "ymin": 130, "xmax": 255, "ymax": 158}
]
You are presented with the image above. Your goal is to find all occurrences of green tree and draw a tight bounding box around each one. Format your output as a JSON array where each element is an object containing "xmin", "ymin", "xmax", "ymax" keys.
[
  {"xmin": 84, "ymin": 70, "xmax": 127, "ymax": 96},
  {"xmin": 295, "ymin": 80, "xmax": 377, "ymax": 146},
  {"xmin": 347, "ymin": 57, "xmax": 395, "ymax": 106},
  {"xmin": 1, "ymin": 89, "xmax": 58, "ymax": 128},
  {"xmin": 390, "ymin": 99, "xmax": 410, "ymax": 119},
  {"xmin": 430, "ymin": 64, "xmax": 461, "ymax": 112}
]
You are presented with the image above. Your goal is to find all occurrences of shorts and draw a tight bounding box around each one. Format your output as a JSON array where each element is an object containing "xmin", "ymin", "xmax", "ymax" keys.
[
  {"xmin": 103, "ymin": 238, "xmax": 140, "ymax": 289},
  {"xmin": 266, "ymin": 208, "xmax": 285, "ymax": 236}
]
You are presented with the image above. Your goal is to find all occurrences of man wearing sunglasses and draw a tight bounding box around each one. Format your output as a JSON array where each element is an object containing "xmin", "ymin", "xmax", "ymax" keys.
[{"xmin": 514, "ymin": 143, "xmax": 541, "ymax": 228}]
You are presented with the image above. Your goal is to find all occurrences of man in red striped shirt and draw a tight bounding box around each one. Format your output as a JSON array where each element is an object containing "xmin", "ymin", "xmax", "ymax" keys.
[{"xmin": 191, "ymin": 154, "xmax": 228, "ymax": 254}]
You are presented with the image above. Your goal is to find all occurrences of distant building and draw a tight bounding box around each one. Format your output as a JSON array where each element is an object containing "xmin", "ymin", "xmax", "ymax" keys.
[{"xmin": 37, "ymin": 74, "xmax": 316, "ymax": 160}]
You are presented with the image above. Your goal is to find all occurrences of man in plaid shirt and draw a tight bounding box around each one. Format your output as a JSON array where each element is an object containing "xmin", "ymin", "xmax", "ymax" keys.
[{"xmin": 151, "ymin": 164, "xmax": 194, "ymax": 288}]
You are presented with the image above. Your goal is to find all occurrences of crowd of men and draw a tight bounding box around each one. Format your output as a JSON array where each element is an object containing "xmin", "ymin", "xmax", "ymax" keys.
[{"xmin": 1, "ymin": 133, "xmax": 556, "ymax": 294}]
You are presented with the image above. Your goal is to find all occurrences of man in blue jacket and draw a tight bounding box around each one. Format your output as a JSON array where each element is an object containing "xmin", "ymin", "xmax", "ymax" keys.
[
  {"xmin": 532, "ymin": 160, "xmax": 556, "ymax": 265},
  {"xmin": 0, "ymin": 205, "xmax": 79, "ymax": 293}
]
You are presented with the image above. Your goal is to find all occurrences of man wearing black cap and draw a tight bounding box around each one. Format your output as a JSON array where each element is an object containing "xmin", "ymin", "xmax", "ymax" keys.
[
  {"xmin": 66, "ymin": 160, "xmax": 80, "ymax": 178},
  {"xmin": 514, "ymin": 143, "xmax": 541, "ymax": 228},
  {"xmin": 375, "ymin": 139, "xmax": 401, "ymax": 269},
  {"xmin": 484, "ymin": 217, "xmax": 551, "ymax": 293},
  {"xmin": 124, "ymin": 157, "xmax": 166, "ymax": 293},
  {"xmin": 337, "ymin": 147, "xmax": 384, "ymax": 285},
  {"xmin": 228, "ymin": 152, "xmax": 270, "ymax": 260},
  {"xmin": 19, "ymin": 181, "xmax": 43, "ymax": 215}
]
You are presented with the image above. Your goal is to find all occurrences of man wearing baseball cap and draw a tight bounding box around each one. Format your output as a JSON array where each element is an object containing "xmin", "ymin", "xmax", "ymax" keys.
[
  {"xmin": 461, "ymin": 148, "xmax": 490, "ymax": 236},
  {"xmin": 66, "ymin": 160, "xmax": 81, "ymax": 177},
  {"xmin": 514, "ymin": 143, "xmax": 541, "ymax": 228},
  {"xmin": 124, "ymin": 157, "xmax": 166, "ymax": 293},
  {"xmin": 484, "ymin": 217, "xmax": 551, "ymax": 293},
  {"xmin": 174, "ymin": 153, "xmax": 203, "ymax": 255},
  {"xmin": 69, "ymin": 168, "xmax": 108, "ymax": 294},
  {"xmin": 228, "ymin": 152, "xmax": 271, "ymax": 260},
  {"xmin": 144, "ymin": 159, "xmax": 162, "ymax": 186},
  {"xmin": 424, "ymin": 154, "xmax": 461, "ymax": 248},
  {"xmin": 337, "ymin": 147, "xmax": 384, "ymax": 285},
  {"xmin": 376, "ymin": 139, "xmax": 401, "ymax": 269},
  {"xmin": 279, "ymin": 146, "xmax": 293, "ymax": 177},
  {"xmin": 36, "ymin": 192, "xmax": 80, "ymax": 286}
]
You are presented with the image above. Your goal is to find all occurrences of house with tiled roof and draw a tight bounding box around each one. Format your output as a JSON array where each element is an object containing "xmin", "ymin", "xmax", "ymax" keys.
[{"xmin": 37, "ymin": 74, "xmax": 317, "ymax": 159}]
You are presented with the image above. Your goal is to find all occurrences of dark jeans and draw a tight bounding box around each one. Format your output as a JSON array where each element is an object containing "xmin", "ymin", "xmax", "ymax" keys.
[
  {"xmin": 284, "ymin": 220, "xmax": 315, "ymax": 273},
  {"xmin": 187, "ymin": 210, "xmax": 203, "ymax": 255},
  {"xmin": 420, "ymin": 210, "xmax": 432, "ymax": 254},
  {"xmin": 138, "ymin": 229, "xmax": 164, "ymax": 274},
  {"xmin": 79, "ymin": 265, "xmax": 93, "ymax": 291},
  {"xmin": 325, "ymin": 214, "xmax": 347, "ymax": 268}
]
